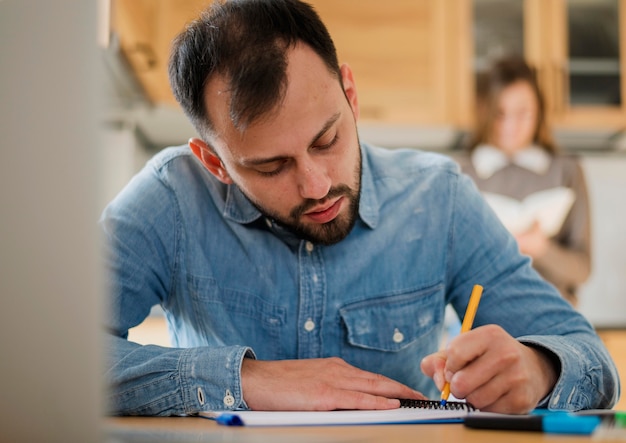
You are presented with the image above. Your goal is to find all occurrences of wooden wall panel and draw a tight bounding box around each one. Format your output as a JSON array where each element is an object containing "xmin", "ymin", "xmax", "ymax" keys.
[
  {"xmin": 111, "ymin": 0, "xmax": 468, "ymax": 125},
  {"xmin": 111, "ymin": 0, "xmax": 207, "ymax": 106},
  {"xmin": 312, "ymin": 0, "xmax": 449, "ymax": 124}
]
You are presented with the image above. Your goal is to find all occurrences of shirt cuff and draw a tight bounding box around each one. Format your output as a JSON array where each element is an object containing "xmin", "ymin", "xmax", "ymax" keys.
[
  {"xmin": 518, "ymin": 334, "xmax": 615, "ymax": 411},
  {"xmin": 178, "ymin": 345, "xmax": 256, "ymax": 413}
]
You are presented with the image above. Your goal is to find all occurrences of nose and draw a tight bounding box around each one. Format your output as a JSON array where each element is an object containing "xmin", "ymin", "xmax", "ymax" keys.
[{"xmin": 297, "ymin": 159, "xmax": 331, "ymax": 200}]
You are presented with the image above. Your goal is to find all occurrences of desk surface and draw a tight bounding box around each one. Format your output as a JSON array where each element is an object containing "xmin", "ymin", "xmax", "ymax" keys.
[{"xmin": 106, "ymin": 416, "xmax": 610, "ymax": 442}]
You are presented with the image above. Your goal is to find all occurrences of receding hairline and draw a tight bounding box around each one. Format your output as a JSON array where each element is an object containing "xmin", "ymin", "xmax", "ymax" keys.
[{"xmin": 202, "ymin": 41, "xmax": 344, "ymax": 139}]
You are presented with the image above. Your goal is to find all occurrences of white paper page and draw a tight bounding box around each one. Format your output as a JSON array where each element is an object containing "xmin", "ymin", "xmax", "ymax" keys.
[
  {"xmin": 200, "ymin": 406, "xmax": 471, "ymax": 427},
  {"xmin": 482, "ymin": 187, "xmax": 575, "ymax": 236}
]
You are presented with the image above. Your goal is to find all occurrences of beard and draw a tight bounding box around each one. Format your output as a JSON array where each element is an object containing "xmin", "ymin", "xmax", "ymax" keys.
[
  {"xmin": 283, "ymin": 182, "xmax": 360, "ymax": 245},
  {"xmin": 244, "ymin": 155, "xmax": 361, "ymax": 246}
]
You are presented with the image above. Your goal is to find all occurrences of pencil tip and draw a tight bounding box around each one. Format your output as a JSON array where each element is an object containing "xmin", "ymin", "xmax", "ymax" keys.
[{"xmin": 440, "ymin": 399, "xmax": 447, "ymax": 408}]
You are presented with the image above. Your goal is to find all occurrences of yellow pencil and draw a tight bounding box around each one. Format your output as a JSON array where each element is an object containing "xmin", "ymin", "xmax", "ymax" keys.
[{"xmin": 440, "ymin": 284, "xmax": 484, "ymax": 407}]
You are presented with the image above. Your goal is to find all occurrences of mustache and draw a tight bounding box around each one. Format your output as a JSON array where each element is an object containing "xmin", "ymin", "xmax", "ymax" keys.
[{"xmin": 289, "ymin": 184, "xmax": 354, "ymax": 220}]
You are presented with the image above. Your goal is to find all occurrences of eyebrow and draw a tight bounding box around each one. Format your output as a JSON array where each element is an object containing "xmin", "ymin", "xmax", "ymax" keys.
[{"xmin": 241, "ymin": 112, "xmax": 341, "ymax": 167}]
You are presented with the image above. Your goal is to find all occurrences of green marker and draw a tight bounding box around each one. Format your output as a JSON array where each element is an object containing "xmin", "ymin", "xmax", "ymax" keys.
[{"xmin": 615, "ymin": 411, "xmax": 626, "ymax": 428}]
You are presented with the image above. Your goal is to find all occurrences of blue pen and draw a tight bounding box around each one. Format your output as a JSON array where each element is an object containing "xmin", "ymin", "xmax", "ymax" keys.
[
  {"xmin": 215, "ymin": 413, "xmax": 244, "ymax": 426},
  {"xmin": 464, "ymin": 412, "xmax": 601, "ymax": 435}
]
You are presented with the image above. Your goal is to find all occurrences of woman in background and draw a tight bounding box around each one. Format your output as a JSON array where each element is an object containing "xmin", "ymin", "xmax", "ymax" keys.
[{"xmin": 456, "ymin": 56, "xmax": 591, "ymax": 306}]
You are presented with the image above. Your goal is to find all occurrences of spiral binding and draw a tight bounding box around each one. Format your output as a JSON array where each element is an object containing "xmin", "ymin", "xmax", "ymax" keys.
[{"xmin": 399, "ymin": 399, "xmax": 476, "ymax": 411}]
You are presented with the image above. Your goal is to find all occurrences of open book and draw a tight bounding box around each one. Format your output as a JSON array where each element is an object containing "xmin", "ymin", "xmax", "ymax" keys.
[
  {"xmin": 200, "ymin": 399, "xmax": 474, "ymax": 427},
  {"xmin": 482, "ymin": 187, "xmax": 575, "ymax": 237}
]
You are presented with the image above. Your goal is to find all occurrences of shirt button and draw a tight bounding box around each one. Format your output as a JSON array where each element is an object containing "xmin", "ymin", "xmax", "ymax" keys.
[
  {"xmin": 265, "ymin": 218, "xmax": 272, "ymax": 228},
  {"xmin": 392, "ymin": 328, "xmax": 404, "ymax": 343},
  {"xmin": 223, "ymin": 389, "xmax": 235, "ymax": 407},
  {"xmin": 304, "ymin": 318, "xmax": 316, "ymax": 332},
  {"xmin": 305, "ymin": 241, "xmax": 314, "ymax": 253}
]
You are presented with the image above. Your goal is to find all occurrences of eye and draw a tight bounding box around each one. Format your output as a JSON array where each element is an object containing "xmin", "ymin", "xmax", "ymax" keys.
[
  {"xmin": 255, "ymin": 160, "xmax": 288, "ymax": 177},
  {"xmin": 315, "ymin": 133, "xmax": 339, "ymax": 151}
]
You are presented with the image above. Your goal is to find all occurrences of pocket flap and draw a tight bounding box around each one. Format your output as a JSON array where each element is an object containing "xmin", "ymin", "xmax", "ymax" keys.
[{"xmin": 339, "ymin": 285, "xmax": 443, "ymax": 352}]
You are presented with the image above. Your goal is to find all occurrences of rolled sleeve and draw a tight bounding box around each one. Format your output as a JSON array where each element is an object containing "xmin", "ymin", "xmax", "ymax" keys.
[
  {"xmin": 519, "ymin": 334, "xmax": 620, "ymax": 411},
  {"xmin": 181, "ymin": 345, "xmax": 256, "ymax": 412},
  {"xmin": 106, "ymin": 335, "xmax": 256, "ymax": 416}
]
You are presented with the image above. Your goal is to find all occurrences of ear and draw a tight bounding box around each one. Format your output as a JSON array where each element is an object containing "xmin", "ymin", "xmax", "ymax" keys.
[
  {"xmin": 340, "ymin": 63, "xmax": 360, "ymax": 121},
  {"xmin": 188, "ymin": 138, "xmax": 233, "ymax": 184}
]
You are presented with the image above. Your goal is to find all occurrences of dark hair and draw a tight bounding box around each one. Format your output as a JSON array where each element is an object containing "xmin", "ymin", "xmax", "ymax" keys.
[
  {"xmin": 168, "ymin": 0, "xmax": 341, "ymax": 139},
  {"xmin": 467, "ymin": 56, "xmax": 557, "ymax": 153}
]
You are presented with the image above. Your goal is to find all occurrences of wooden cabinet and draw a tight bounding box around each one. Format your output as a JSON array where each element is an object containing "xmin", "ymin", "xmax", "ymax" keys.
[
  {"xmin": 109, "ymin": 0, "xmax": 473, "ymax": 127},
  {"xmin": 109, "ymin": 0, "xmax": 625, "ymax": 131},
  {"xmin": 308, "ymin": 1, "xmax": 472, "ymax": 127},
  {"xmin": 110, "ymin": 0, "xmax": 208, "ymax": 106},
  {"xmin": 475, "ymin": 0, "xmax": 626, "ymax": 129}
]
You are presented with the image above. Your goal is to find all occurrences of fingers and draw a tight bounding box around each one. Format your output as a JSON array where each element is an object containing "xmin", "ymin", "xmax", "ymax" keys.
[
  {"xmin": 336, "ymin": 362, "xmax": 425, "ymax": 400},
  {"xmin": 441, "ymin": 325, "xmax": 510, "ymax": 404},
  {"xmin": 421, "ymin": 324, "xmax": 556, "ymax": 414},
  {"xmin": 420, "ymin": 350, "xmax": 447, "ymax": 389},
  {"xmin": 241, "ymin": 357, "xmax": 425, "ymax": 411},
  {"xmin": 467, "ymin": 379, "xmax": 536, "ymax": 414},
  {"xmin": 313, "ymin": 389, "xmax": 401, "ymax": 411},
  {"xmin": 311, "ymin": 358, "xmax": 427, "ymax": 410}
]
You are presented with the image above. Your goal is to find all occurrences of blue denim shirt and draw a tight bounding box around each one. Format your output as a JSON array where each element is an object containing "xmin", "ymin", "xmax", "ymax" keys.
[{"xmin": 101, "ymin": 143, "xmax": 619, "ymax": 416}]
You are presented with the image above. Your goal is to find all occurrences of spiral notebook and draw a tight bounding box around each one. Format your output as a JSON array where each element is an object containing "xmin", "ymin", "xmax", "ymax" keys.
[{"xmin": 200, "ymin": 399, "xmax": 476, "ymax": 427}]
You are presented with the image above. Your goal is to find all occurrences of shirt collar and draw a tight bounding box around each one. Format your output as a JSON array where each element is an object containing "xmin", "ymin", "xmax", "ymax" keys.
[
  {"xmin": 471, "ymin": 144, "xmax": 552, "ymax": 179},
  {"xmin": 222, "ymin": 143, "xmax": 379, "ymax": 229},
  {"xmin": 357, "ymin": 143, "xmax": 379, "ymax": 229},
  {"xmin": 223, "ymin": 184, "xmax": 261, "ymax": 224}
]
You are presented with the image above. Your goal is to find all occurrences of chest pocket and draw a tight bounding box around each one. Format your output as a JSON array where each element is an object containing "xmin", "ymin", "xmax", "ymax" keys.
[{"xmin": 339, "ymin": 284, "xmax": 443, "ymax": 352}]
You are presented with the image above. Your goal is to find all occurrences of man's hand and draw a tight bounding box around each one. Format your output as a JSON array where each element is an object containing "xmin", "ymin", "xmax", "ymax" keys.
[
  {"xmin": 421, "ymin": 324, "xmax": 558, "ymax": 413},
  {"xmin": 241, "ymin": 357, "xmax": 426, "ymax": 411}
]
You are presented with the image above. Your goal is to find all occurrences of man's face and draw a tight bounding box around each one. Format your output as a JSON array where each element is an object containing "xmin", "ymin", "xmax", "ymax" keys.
[{"xmin": 194, "ymin": 43, "xmax": 362, "ymax": 245}]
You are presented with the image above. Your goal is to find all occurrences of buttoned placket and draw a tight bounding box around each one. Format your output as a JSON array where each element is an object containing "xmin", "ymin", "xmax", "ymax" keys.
[{"xmin": 296, "ymin": 240, "xmax": 325, "ymax": 358}]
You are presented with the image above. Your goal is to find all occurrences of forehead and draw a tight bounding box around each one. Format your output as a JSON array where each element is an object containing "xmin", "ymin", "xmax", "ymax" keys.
[
  {"xmin": 498, "ymin": 81, "xmax": 537, "ymax": 108},
  {"xmin": 204, "ymin": 43, "xmax": 344, "ymax": 161}
]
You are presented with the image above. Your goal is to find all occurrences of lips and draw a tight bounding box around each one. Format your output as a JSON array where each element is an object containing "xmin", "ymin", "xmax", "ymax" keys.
[{"xmin": 304, "ymin": 197, "xmax": 344, "ymax": 224}]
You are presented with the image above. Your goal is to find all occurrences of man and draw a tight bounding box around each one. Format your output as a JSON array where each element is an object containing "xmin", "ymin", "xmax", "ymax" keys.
[{"xmin": 102, "ymin": 0, "xmax": 619, "ymax": 416}]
